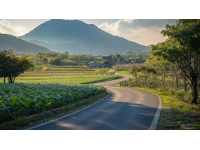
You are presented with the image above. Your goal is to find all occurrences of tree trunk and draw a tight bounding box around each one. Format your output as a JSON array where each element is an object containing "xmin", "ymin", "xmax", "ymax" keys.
[
  {"xmin": 8, "ymin": 76, "xmax": 14, "ymax": 83},
  {"xmin": 175, "ymin": 73, "xmax": 179, "ymax": 89},
  {"xmin": 3, "ymin": 77, "xmax": 5, "ymax": 83},
  {"xmin": 163, "ymin": 73, "xmax": 165, "ymax": 83},
  {"xmin": 191, "ymin": 77, "xmax": 198, "ymax": 104},
  {"xmin": 184, "ymin": 77, "xmax": 187, "ymax": 92},
  {"xmin": 163, "ymin": 72, "xmax": 166, "ymax": 87}
]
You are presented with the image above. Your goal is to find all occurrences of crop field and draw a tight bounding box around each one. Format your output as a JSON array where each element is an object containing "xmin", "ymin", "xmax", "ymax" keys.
[
  {"xmin": 0, "ymin": 66, "xmax": 120, "ymax": 84},
  {"xmin": 0, "ymin": 67, "xmax": 120, "ymax": 127},
  {"xmin": 20, "ymin": 72, "xmax": 95, "ymax": 77},
  {"xmin": 14, "ymin": 74, "xmax": 120, "ymax": 84},
  {"xmin": 22, "ymin": 66, "xmax": 96, "ymax": 76},
  {"xmin": 0, "ymin": 83, "xmax": 106, "ymax": 124},
  {"xmin": 0, "ymin": 74, "xmax": 120, "ymax": 84}
]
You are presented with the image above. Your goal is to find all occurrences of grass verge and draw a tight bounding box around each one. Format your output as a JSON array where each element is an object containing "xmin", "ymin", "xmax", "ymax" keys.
[
  {"xmin": 117, "ymin": 70, "xmax": 132, "ymax": 75},
  {"xmin": 133, "ymin": 87, "xmax": 200, "ymax": 130},
  {"xmin": 0, "ymin": 92, "xmax": 109, "ymax": 130}
]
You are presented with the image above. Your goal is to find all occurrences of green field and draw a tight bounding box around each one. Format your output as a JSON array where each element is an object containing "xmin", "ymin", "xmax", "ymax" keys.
[
  {"xmin": 0, "ymin": 67, "xmax": 120, "ymax": 128},
  {"xmin": 0, "ymin": 66, "xmax": 120, "ymax": 84},
  {"xmin": 13, "ymin": 74, "xmax": 120, "ymax": 84},
  {"xmin": 0, "ymin": 83, "xmax": 106, "ymax": 125}
]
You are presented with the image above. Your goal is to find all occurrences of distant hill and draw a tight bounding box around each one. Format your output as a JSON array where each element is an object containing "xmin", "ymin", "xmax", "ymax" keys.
[
  {"xmin": 21, "ymin": 19, "xmax": 149, "ymax": 55},
  {"xmin": 0, "ymin": 33, "xmax": 51, "ymax": 54}
]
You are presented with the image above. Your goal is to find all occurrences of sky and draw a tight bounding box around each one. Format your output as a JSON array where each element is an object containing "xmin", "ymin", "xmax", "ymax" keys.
[{"xmin": 0, "ymin": 19, "xmax": 176, "ymax": 46}]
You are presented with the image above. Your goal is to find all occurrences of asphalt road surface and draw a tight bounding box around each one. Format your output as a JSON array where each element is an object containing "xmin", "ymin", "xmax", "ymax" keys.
[{"xmin": 30, "ymin": 73, "xmax": 160, "ymax": 130}]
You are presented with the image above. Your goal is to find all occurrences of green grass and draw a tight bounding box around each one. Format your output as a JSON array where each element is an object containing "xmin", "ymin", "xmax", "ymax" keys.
[
  {"xmin": 117, "ymin": 70, "xmax": 132, "ymax": 75},
  {"xmin": 133, "ymin": 87, "xmax": 200, "ymax": 130}
]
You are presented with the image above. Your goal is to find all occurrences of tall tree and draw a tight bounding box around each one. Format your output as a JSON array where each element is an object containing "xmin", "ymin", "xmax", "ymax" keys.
[{"xmin": 151, "ymin": 20, "xmax": 200, "ymax": 104}]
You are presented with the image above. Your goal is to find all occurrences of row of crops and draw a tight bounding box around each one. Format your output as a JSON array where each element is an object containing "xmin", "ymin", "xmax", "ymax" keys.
[
  {"xmin": 14, "ymin": 75, "xmax": 120, "ymax": 84},
  {"xmin": 0, "ymin": 83, "xmax": 106, "ymax": 124}
]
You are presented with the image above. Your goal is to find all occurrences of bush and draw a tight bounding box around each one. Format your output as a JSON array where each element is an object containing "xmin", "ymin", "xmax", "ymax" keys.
[{"xmin": 49, "ymin": 58, "xmax": 62, "ymax": 66}]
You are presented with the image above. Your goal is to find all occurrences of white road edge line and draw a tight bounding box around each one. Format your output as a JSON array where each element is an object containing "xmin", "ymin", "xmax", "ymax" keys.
[
  {"xmin": 27, "ymin": 93, "xmax": 111, "ymax": 130},
  {"xmin": 117, "ymin": 72, "xmax": 162, "ymax": 130},
  {"xmin": 148, "ymin": 93, "xmax": 162, "ymax": 130}
]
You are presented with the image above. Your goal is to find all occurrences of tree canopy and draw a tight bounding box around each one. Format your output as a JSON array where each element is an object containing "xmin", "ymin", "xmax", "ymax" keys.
[
  {"xmin": 0, "ymin": 50, "xmax": 33, "ymax": 83},
  {"xmin": 151, "ymin": 19, "xmax": 200, "ymax": 104}
]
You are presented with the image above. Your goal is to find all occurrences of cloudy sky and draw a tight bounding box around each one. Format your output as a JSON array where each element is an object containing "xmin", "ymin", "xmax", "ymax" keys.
[{"xmin": 0, "ymin": 19, "xmax": 176, "ymax": 46}]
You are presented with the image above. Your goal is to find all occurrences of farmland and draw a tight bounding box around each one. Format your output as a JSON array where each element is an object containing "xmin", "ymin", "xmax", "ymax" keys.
[
  {"xmin": 0, "ymin": 66, "xmax": 120, "ymax": 84},
  {"xmin": 0, "ymin": 83, "xmax": 106, "ymax": 125},
  {"xmin": 14, "ymin": 75, "xmax": 119, "ymax": 84},
  {"xmin": 0, "ymin": 66, "xmax": 120, "ymax": 128}
]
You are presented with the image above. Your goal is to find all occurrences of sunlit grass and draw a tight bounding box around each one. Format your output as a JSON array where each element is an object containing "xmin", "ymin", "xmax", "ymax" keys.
[
  {"xmin": 117, "ymin": 70, "xmax": 132, "ymax": 75},
  {"xmin": 133, "ymin": 87, "xmax": 200, "ymax": 130},
  {"xmin": 16, "ymin": 74, "xmax": 120, "ymax": 84}
]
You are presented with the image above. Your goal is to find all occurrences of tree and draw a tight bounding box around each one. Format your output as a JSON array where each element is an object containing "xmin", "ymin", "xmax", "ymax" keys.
[
  {"xmin": 0, "ymin": 68, "xmax": 6, "ymax": 83},
  {"xmin": 103, "ymin": 60, "xmax": 109, "ymax": 65},
  {"xmin": 0, "ymin": 50, "xmax": 33, "ymax": 83},
  {"xmin": 151, "ymin": 20, "xmax": 200, "ymax": 104},
  {"xmin": 131, "ymin": 65, "xmax": 140, "ymax": 80},
  {"xmin": 147, "ymin": 56, "xmax": 170, "ymax": 81},
  {"xmin": 0, "ymin": 50, "xmax": 15, "ymax": 83},
  {"xmin": 139, "ymin": 66, "xmax": 157, "ymax": 84},
  {"xmin": 49, "ymin": 57, "xmax": 62, "ymax": 66}
]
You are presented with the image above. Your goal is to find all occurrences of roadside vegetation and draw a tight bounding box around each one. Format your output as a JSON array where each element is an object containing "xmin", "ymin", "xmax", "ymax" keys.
[
  {"xmin": 117, "ymin": 20, "xmax": 200, "ymax": 130},
  {"xmin": 124, "ymin": 86, "xmax": 200, "ymax": 129}
]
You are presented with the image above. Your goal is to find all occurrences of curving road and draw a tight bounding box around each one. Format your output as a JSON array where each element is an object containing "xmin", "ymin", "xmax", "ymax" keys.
[{"xmin": 29, "ymin": 73, "xmax": 160, "ymax": 130}]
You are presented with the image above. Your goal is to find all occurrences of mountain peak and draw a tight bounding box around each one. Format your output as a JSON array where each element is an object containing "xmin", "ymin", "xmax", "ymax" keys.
[
  {"xmin": 49, "ymin": 19, "xmax": 85, "ymax": 23},
  {"xmin": 48, "ymin": 19, "xmax": 64, "ymax": 22},
  {"xmin": 21, "ymin": 19, "xmax": 149, "ymax": 55}
]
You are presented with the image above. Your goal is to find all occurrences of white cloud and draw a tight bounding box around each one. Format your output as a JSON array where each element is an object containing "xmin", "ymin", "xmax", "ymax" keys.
[
  {"xmin": 99, "ymin": 22, "xmax": 118, "ymax": 35},
  {"xmin": 98, "ymin": 19, "xmax": 134, "ymax": 35},
  {"xmin": 0, "ymin": 20, "xmax": 27, "ymax": 36},
  {"xmin": 98, "ymin": 19, "xmax": 175, "ymax": 45},
  {"xmin": 123, "ymin": 19, "xmax": 134, "ymax": 23}
]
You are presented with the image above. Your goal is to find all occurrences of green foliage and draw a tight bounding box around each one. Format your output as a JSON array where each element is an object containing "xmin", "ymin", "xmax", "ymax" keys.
[
  {"xmin": 49, "ymin": 57, "xmax": 62, "ymax": 66},
  {"xmin": 129, "ymin": 65, "xmax": 156, "ymax": 80},
  {"xmin": 0, "ymin": 50, "xmax": 33, "ymax": 83},
  {"xmin": 151, "ymin": 20, "xmax": 200, "ymax": 103},
  {"xmin": 0, "ymin": 92, "xmax": 108, "ymax": 130},
  {"xmin": 0, "ymin": 83, "xmax": 106, "ymax": 124},
  {"xmin": 120, "ymin": 50, "xmax": 149, "ymax": 61},
  {"xmin": 13, "ymin": 74, "xmax": 121, "ymax": 84},
  {"xmin": 35, "ymin": 52, "xmax": 95, "ymax": 66},
  {"xmin": 134, "ymin": 87, "xmax": 200, "ymax": 130}
]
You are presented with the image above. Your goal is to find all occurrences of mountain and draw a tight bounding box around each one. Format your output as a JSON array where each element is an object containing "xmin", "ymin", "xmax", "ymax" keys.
[
  {"xmin": 21, "ymin": 19, "xmax": 149, "ymax": 55},
  {"xmin": 0, "ymin": 33, "xmax": 51, "ymax": 54}
]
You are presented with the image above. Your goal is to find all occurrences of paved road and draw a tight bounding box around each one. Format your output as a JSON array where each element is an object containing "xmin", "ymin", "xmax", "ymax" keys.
[{"xmin": 30, "ymin": 73, "xmax": 160, "ymax": 130}]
